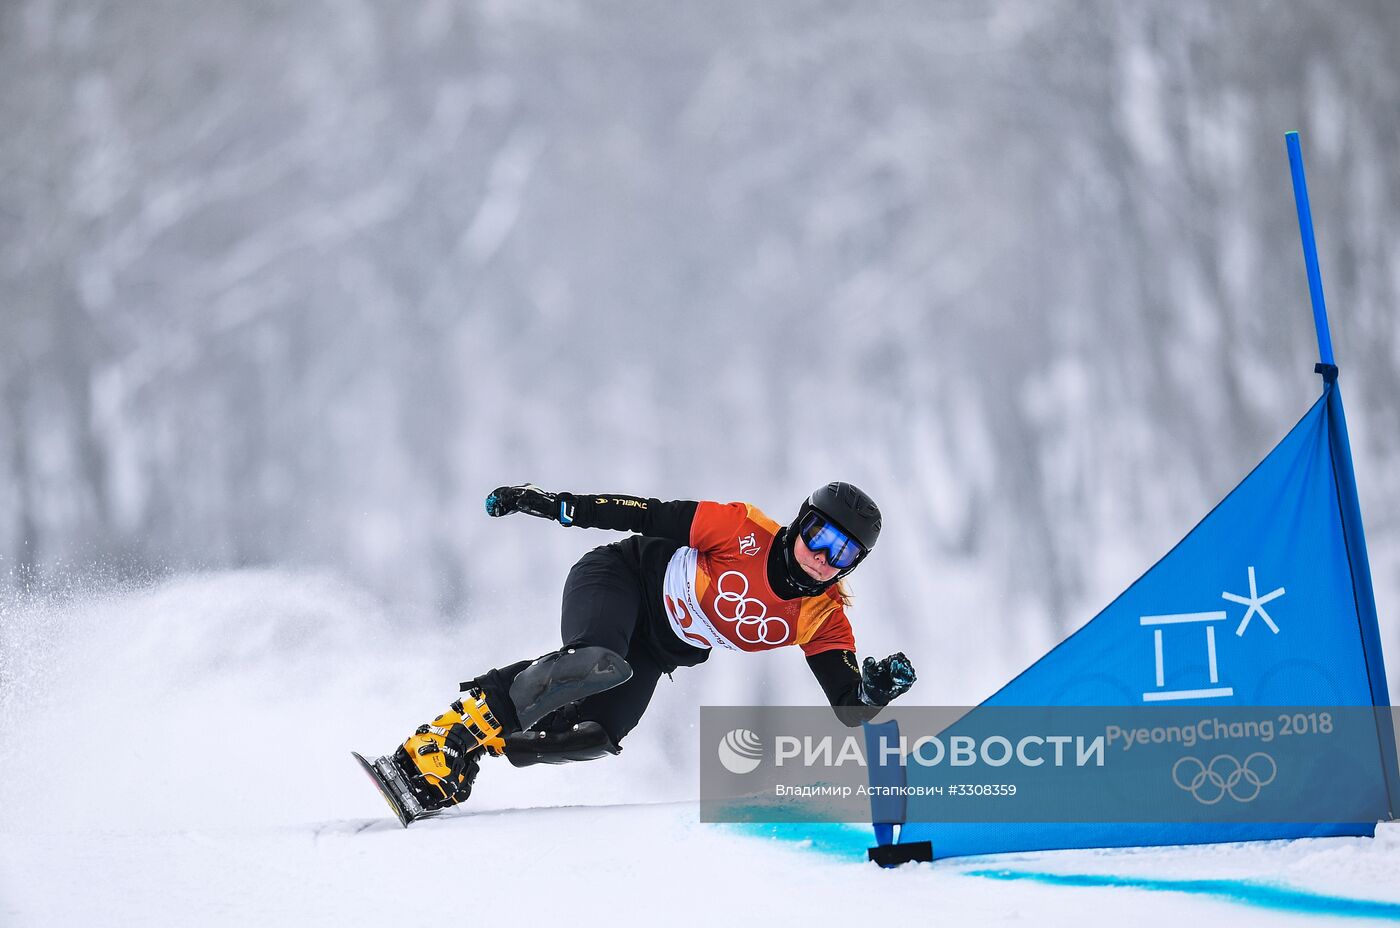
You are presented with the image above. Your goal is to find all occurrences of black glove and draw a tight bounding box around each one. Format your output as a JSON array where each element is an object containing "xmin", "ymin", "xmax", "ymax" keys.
[
  {"xmin": 860, "ymin": 652, "xmax": 916, "ymax": 706},
  {"xmin": 484, "ymin": 484, "xmax": 575, "ymax": 524}
]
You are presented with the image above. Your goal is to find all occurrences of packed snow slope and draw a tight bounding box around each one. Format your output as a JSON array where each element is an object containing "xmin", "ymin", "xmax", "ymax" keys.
[{"xmin": 2, "ymin": 571, "xmax": 1398, "ymax": 927}]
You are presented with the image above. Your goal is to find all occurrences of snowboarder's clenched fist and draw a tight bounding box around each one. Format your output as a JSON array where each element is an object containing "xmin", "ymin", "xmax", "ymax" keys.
[{"xmin": 860, "ymin": 652, "xmax": 916, "ymax": 706}]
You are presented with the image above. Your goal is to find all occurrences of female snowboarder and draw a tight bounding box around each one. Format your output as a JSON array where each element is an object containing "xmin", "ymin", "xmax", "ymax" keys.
[{"xmin": 357, "ymin": 481, "xmax": 916, "ymax": 824}]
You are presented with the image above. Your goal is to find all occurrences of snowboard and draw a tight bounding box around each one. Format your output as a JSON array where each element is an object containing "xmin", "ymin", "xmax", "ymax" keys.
[{"xmin": 352, "ymin": 751, "xmax": 438, "ymax": 827}]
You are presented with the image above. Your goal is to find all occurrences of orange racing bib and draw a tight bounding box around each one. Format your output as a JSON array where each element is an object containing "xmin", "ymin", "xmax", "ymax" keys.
[{"xmin": 660, "ymin": 501, "xmax": 854, "ymax": 655}]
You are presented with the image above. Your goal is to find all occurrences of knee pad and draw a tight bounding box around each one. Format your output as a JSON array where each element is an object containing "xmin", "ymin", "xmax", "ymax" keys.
[{"xmin": 506, "ymin": 645, "xmax": 632, "ymax": 731}]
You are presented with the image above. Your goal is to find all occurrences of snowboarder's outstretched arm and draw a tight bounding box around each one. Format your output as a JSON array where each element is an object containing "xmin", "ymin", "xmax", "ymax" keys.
[
  {"xmin": 485, "ymin": 484, "xmax": 697, "ymax": 543},
  {"xmin": 806, "ymin": 649, "xmax": 917, "ymax": 727}
]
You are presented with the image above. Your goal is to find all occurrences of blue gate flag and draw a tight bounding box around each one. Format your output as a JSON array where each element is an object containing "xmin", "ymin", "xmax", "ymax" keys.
[{"xmin": 871, "ymin": 382, "xmax": 1397, "ymax": 859}]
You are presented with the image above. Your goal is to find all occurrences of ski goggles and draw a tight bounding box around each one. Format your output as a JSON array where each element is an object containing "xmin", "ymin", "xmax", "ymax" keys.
[{"xmin": 797, "ymin": 511, "xmax": 867, "ymax": 570}]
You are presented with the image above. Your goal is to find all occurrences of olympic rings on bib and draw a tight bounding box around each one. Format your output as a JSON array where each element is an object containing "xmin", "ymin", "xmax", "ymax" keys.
[{"xmin": 712, "ymin": 571, "xmax": 790, "ymax": 645}]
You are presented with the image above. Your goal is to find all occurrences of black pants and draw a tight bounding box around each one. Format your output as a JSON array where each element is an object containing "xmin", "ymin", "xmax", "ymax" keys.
[
  {"xmin": 474, "ymin": 543, "xmax": 702, "ymax": 745},
  {"xmin": 550, "ymin": 544, "xmax": 675, "ymax": 743}
]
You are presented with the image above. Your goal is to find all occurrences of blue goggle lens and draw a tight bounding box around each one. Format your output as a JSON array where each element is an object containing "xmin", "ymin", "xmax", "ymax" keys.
[{"xmin": 798, "ymin": 512, "xmax": 865, "ymax": 570}]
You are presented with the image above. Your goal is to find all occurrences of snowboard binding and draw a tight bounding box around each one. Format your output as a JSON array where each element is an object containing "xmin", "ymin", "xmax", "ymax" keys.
[
  {"xmin": 354, "ymin": 646, "xmax": 632, "ymax": 826},
  {"xmin": 353, "ymin": 688, "xmax": 502, "ymax": 826}
]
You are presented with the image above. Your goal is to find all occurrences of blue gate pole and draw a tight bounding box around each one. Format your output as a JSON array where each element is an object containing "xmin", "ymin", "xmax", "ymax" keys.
[
  {"xmin": 1285, "ymin": 131, "xmax": 1336, "ymax": 369},
  {"xmin": 1288, "ymin": 130, "xmax": 1398, "ymax": 812}
]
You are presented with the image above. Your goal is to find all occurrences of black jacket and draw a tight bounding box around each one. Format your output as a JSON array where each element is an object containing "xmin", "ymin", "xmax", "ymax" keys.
[{"xmin": 557, "ymin": 492, "xmax": 881, "ymax": 726}]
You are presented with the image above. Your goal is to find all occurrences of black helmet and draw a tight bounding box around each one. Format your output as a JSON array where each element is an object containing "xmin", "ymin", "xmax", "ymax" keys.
[
  {"xmin": 779, "ymin": 482, "xmax": 882, "ymax": 596},
  {"xmin": 800, "ymin": 481, "xmax": 882, "ymax": 553}
]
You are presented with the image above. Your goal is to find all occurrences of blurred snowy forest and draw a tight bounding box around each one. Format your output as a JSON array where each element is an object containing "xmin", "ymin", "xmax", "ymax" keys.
[{"xmin": 3, "ymin": 0, "xmax": 1399, "ymax": 701}]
